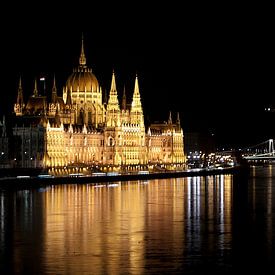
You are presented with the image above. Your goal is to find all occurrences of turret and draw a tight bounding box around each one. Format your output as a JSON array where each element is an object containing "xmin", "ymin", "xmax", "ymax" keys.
[
  {"xmin": 14, "ymin": 76, "xmax": 25, "ymax": 116},
  {"xmin": 106, "ymin": 70, "xmax": 120, "ymax": 127},
  {"xmin": 130, "ymin": 74, "xmax": 144, "ymax": 127}
]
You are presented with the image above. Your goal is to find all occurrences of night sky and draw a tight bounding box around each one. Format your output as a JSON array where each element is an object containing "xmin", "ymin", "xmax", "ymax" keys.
[{"xmin": 1, "ymin": 4, "xmax": 274, "ymax": 148}]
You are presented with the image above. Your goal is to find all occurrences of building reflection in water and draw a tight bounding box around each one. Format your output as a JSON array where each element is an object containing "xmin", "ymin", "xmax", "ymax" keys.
[
  {"xmin": 39, "ymin": 176, "xmax": 233, "ymax": 273},
  {"xmin": 43, "ymin": 183, "xmax": 147, "ymax": 274},
  {"xmin": 1, "ymin": 168, "xmax": 274, "ymax": 274}
]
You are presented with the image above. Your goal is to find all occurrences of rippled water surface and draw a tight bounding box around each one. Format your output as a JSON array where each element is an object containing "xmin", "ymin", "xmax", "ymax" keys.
[{"xmin": 1, "ymin": 166, "xmax": 275, "ymax": 274}]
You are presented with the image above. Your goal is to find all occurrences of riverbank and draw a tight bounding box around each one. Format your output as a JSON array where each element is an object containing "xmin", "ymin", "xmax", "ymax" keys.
[{"xmin": 0, "ymin": 165, "xmax": 248, "ymax": 189}]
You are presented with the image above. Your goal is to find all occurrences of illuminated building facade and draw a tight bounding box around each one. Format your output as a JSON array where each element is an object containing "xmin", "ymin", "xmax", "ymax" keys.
[{"xmin": 12, "ymin": 39, "xmax": 185, "ymax": 170}]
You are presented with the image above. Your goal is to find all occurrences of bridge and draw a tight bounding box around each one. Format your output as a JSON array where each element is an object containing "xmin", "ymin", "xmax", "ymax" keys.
[
  {"xmin": 187, "ymin": 139, "xmax": 275, "ymax": 168},
  {"xmin": 241, "ymin": 139, "xmax": 275, "ymax": 161}
]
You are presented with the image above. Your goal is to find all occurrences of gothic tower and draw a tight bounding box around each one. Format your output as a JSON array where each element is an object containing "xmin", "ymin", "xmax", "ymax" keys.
[{"xmin": 106, "ymin": 71, "xmax": 121, "ymax": 127}]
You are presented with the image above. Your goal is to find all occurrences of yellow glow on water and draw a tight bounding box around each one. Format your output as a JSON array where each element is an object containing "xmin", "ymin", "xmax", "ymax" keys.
[{"xmin": 35, "ymin": 176, "xmax": 234, "ymax": 273}]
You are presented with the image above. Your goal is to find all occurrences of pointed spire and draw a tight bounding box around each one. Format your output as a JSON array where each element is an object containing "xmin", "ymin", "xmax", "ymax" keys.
[
  {"xmin": 19, "ymin": 76, "xmax": 22, "ymax": 89},
  {"xmin": 130, "ymin": 73, "xmax": 144, "ymax": 126},
  {"xmin": 176, "ymin": 112, "xmax": 181, "ymax": 129},
  {"xmin": 17, "ymin": 76, "xmax": 24, "ymax": 105},
  {"xmin": 176, "ymin": 112, "xmax": 180, "ymax": 124},
  {"xmin": 51, "ymin": 74, "xmax": 57, "ymax": 103},
  {"xmin": 134, "ymin": 73, "xmax": 140, "ymax": 96},
  {"xmin": 168, "ymin": 111, "xmax": 172, "ymax": 124},
  {"xmin": 107, "ymin": 70, "xmax": 119, "ymax": 108},
  {"xmin": 131, "ymin": 74, "xmax": 142, "ymax": 111},
  {"xmin": 106, "ymin": 71, "xmax": 120, "ymax": 126},
  {"xmin": 175, "ymin": 112, "xmax": 181, "ymax": 131},
  {"xmin": 53, "ymin": 74, "xmax": 56, "ymax": 88},
  {"xmin": 33, "ymin": 78, "xmax": 38, "ymax": 97},
  {"xmin": 122, "ymin": 85, "xmax": 127, "ymax": 110},
  {"xmin": 79, "ymin": 33, "xmax": 86, "ymax": 66},
  {"xmin": 110, "ymin": 70, "xmax": 117, "ymax": 93}
]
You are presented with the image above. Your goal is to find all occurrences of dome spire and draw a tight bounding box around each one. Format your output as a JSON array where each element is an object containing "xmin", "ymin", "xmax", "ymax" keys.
[
  {"xmin": 79, "ymin": 33, "xmax": 86, "ymax": 66},
  {"xmin": 33, "ymin": 78, "xmax": 38, "ymax": 97}
]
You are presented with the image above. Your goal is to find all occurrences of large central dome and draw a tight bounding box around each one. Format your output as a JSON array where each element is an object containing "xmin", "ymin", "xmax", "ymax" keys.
[
  {"xmin": 66, "ymin": 67, "xmax": 99, "ymax": 92},
  {"xmin": 65, "ymin": 37, "xmax": 99, "ymax": 93}
]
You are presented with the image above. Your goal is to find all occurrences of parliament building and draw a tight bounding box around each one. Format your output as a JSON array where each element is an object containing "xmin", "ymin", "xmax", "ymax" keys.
[{"xmin": 12, "ymin": 38, "xmax": 185, "ymax": 171}]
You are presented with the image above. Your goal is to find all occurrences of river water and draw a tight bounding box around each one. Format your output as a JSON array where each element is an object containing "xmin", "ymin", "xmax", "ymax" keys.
[{"xmin": 0, "ymin": 166, "xmax": 274, "ymax": 274}]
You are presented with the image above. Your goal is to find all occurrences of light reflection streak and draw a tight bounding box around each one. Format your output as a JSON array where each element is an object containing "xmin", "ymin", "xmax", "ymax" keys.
[
  {"xmin": 0, "ymin": 174, "xmax": 237, "ymax": 273},
  {"xmin": 220, "ymin": 175, "xmax": 224, "ymax": 230},
  {"xmin": 0, "ymin": 193, "xmax": 4, "ymax": 241},
  {"xmin": 219, "ymin": 175, "xmax": 225, "ymax": 252},
  {"xmin": 187, "ymin": 177, "xmax": 191, "ymax": 226},
  {"xmin": 267, "ymin": 165, "xmax": 272, "ymax": 259}
]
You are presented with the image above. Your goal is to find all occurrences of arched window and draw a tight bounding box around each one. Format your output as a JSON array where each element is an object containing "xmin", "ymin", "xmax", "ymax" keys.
[{"xmin": 108, "ymin": 136, "xmax": 115, "ymax": 147}]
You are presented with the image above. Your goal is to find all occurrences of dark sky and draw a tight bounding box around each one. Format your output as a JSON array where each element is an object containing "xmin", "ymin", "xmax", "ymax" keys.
[{"xmin": 1, "ymin": 4, "xmax": 274, "ymax": 148}]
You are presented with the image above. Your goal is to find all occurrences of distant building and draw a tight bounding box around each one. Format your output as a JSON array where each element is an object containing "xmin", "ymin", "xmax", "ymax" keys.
[
  {"xmin": 184, "ymin": 131, "xmax": 215, "ymax": 168},
  {"xmin": 184, "ymin": 131, "xmax": 215, "ymax": 155},
  {"xmin": 147, "ymin": 112, "xmax": 185, "ymax": 166},
  {"xmin": 12, "ymin": 122, "xmax": 46, "ymax": 168},
  {"xmin": 11, "ymin": 38, "xmax": 185, "ymax": 170}
]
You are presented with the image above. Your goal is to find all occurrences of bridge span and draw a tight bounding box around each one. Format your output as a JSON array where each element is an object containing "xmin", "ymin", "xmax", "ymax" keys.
[{"xmin": 241, "ymin": 139, "xmax": 275, "ymax": 161}]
